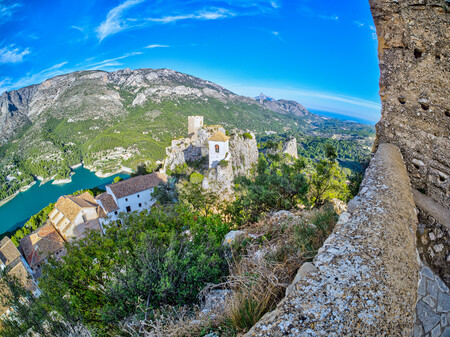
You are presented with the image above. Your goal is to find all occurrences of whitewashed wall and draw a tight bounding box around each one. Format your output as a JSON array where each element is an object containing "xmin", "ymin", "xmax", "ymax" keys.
[{"xmin": 208, "ymin": 140, "xmax": 229, "ymax": 168}]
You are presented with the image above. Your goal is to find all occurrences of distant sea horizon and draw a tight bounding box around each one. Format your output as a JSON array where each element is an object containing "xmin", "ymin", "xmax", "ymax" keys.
[{"xmin": 308, "ymin": 109, "xmax": 378, "ymax": 126}]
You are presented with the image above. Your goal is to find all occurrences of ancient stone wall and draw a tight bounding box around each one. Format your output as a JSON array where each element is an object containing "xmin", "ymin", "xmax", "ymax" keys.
[
  {"xmin": 369, "ymin": 0, "xmax": 449, "ymax": 210},
  {"xmin": 245, "ymin": 144, "xmax": 419, "ymax": 336}
]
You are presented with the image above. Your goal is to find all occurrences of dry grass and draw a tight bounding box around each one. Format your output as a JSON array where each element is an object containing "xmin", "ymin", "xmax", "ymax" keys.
[
  {"xmin": 224, "ymin": 206, "xmax": 337, "ymax": 333},
  {"xmin": 120, "ymin": 304, "xmax": 232, "ymax": 337}
]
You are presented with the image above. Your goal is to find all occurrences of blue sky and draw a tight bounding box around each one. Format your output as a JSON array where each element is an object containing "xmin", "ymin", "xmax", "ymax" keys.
[{"xmin": 0, "ymin": 0, "xmax": 381, "ymax": 123}]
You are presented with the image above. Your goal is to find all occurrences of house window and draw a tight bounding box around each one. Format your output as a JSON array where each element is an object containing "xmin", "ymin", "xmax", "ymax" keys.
[
  {"xmin": 114, "ymin": 211, "xmax": 118, "ymax": 216},
  {"xmin": 125, "ymin": 198, "xmax": 128, "ymax": 202},
  {"xmin": 215, "ymin": 144, "xmax": 220, "ymax": 153},
  {"xmin": 137, "ymin": 194, "xmax": 140, "ymax": 198},
  {"xmin": 82, "ymin": 215, "xmax": 87, "ymax": 222},
  {"xmin": 138, "ymin": 203, "xmax": 142, "ymax": 208},
  {"xmin": 126, "ymin": 206, "xmax": 131, "ymax": 212}
]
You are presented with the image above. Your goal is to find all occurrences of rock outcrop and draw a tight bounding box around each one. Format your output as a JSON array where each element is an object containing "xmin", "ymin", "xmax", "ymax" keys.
[
  {"xmin": 163, "ymin": 125, "xmax": 224, "ymax": 172},
  {"xmin": 245, "ymin": 144, "xmax": 419, "ymax": 336},
  {"xmin": 163, "ymin": 127, "xmax": 258, "ymax": 197},
  {"xmin": 281, "ymin": 137, "xmax": 298, "ymax": 159},
  {"xmin": 202, "ymin": 132, "xmax": 258, "ymax": 197}
]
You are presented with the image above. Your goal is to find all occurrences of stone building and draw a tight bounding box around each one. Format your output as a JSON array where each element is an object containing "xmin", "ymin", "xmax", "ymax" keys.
[
  {"xmin": 95, "ymin": 172, "xmax": 168, "ymax": 224},
  {"xmin": 0, "ymin": 237, "xmax": 34, "ymax": 277},
  {"xmin": 49, "ymin": 192, "xmax": 105, "ymax": 241},
  {"xmin": 207, "ymin": 131, "xmax": 230, "ymax": 168},
  {"xmin": 19, "ymin": 223, "xmax": 65, "ymax": 278},
  {"xmin": 0, "ymin": 257, "xmax": 41, "ymax": 319}
]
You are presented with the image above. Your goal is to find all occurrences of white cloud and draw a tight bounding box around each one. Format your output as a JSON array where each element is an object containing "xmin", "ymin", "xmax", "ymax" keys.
[
  {"xmin": 146, "ymin": 8, "xmax": 234, "ymax": 24},
  {"xmin": 353, "ymin": 21, "xmax": 365, "ymax": 27},
  {"xmin": 96, "ymin": 0, "xmax": 144, "ymax": 41},
  {"xmin": 0, "ymin": 61, "xmax": 69, "ymax": 93},
  {"xmin": 0, "ymin": 45, "xmax": 30, "ymax": 64},
  {"xmin": 71, "ymin": 25, "xmax": 84, "ymax": 32},
  {"xmin": 0, "ymin": 77, "xmax": 12, "ymax": 93},
  {"xmin": 0, "ymin": 1, "xmax": 21, "ymax": 21},
  {"xmin": 369, "ymin": 25, "xmax": 377, "ymax": 40},
  {"xmin": 272, "ymin": 31, "xmax": 279, "ymax": 36},
  {"xmin": 145, "ymin": 44, "xmax": 170, "ymax": 48},
  {"xmin": 86, "ymin": 51, "xmax": 142, "ymax": 68},
  {"xmin": 87, "ymin": 61, "xmax": 123, "ymax": 70},
  {"xmin": 95, "ymin": 1, "xmax": 276, "ymax": 41},
  {"xmin": 318, "ymin": 14, "xmax": 339, "ymax": 21}
]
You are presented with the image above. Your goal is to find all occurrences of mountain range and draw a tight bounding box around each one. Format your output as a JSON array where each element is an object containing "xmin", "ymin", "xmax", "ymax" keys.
[{"xmin": 0, "ymin": 68, "xmax": 375, "ymax": 201}]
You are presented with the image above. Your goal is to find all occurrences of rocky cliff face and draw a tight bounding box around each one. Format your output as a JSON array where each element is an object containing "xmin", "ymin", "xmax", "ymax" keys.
[
  {"xmin": 254, "ymin": 94, "xmax": 323, "ymax": 124},
  {"xmin": 202, "ymin": 131, "xmax": 259, "ymax": 196},
  {"xmin": 164, "ymin": 127, "xmax": 258, "ymax": 197},
  {"xmin": 370, "ymin": 0, "xmax": 449, "ymax": 210},
  {"xmin": 281, "ymin": 137, "xmax": 298, "ymax": 159},
  {"xmin": 0, "ymin": 85, "xmax": 37, "ymax": 144},
  {"xmin": 228, "ymin": 133, "xmax": 259, "ymax": 177}
]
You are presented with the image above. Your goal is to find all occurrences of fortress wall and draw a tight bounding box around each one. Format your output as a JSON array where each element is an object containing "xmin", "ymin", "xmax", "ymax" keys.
[
  {"xmin": 245, "ymin": 144, "xmax": 419, "ymax": 336},
  {"xmin": 369, "ymin": 0, "xmax": 449, "ymax": 210}
]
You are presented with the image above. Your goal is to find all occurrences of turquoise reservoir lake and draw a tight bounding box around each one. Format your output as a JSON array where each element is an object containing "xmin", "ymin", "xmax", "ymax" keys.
[{"xmin": 0, "ymin": 165, "xmax": 129, "ymax": 235}]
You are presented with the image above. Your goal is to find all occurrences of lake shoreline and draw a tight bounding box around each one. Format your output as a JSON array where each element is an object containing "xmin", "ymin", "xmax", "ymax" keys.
[
  {"xmin": 0, "ymin": 166, "xmax": 130, "ymax": 235},
  {"xmin": 0, "ymin": 181, "xmax": 37, "ymax": 207},
  {"xmin": 52, "ymin": 172, "xmax": 75, "ymax": 185}
]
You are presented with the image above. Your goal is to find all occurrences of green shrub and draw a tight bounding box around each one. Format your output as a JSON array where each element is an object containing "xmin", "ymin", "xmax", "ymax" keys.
[
  {"xmin": 242, "ymin": 132, "xmax": 253, "ymax": 140},
  {"xmin": 37, "ymin": 205, "xmax": 230, "ymax": 335},
  {"xmin": 219, "ymin": 160, "xmax": 229, "ymax": 167},
  {"xmin": 293, "ymin": 206, "xmax": 338, "ymax": 254}
]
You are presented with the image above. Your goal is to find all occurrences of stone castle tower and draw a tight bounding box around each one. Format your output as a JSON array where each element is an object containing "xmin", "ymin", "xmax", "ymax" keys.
[{"xmin": 188, "ymin": 116, "xmax": 203, "ymax": 135}]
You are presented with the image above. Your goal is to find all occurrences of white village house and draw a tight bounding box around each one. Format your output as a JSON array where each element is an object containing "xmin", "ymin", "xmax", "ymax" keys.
[
  {"xmin": 49, "ymin": 192, "xmax": 105, "ymax": 241},
  {"xmin": 95, "ymin": 172, "xmax": 168, "ymax": 224}
]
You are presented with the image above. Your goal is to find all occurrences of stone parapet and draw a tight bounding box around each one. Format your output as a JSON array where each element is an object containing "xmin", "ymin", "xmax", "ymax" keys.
[{"xmin": 245, "ymin": 143, "xmax": 419, "ymax": 336}]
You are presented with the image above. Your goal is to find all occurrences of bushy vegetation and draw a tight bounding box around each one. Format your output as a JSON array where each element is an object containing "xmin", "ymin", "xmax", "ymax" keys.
[
  {"xmin": 226, "ymin": 147, "xmax": 349, "ymax": 225},
  {"xmin": 0, "ymin": 141, "xmax": 360, "ymax": 336},
  {"xmin": 0, "ymin": 205, "xmax": 230, "ymax": 336},
  {"xmin": 226, "ymin": 155, "xmax": 309, "ymax": 224},
  {"xmin": 258, "ymin": 131, "xmax": 372, "ymax": 173}
]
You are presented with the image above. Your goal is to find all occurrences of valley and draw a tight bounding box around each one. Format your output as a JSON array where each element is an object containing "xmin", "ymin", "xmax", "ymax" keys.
[{"xmin": 0, "ymin": 68, "xmax": 375, "ymax": 204}]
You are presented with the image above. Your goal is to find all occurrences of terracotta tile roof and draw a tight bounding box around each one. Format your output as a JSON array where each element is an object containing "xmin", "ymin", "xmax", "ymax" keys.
[
  {"xmin": 95, "ymin": 193, "xmax": 119, "ymax": 213},
  {"xmin": 208, "ymin": 131, "xmax": 230, "ymax": 142},
  {"xmin": 106, "ymin": 172, "xmax": 168, "ymax": 200},
  {"xmin": 19, "ymin": 223, "xmax": 65, "ymax": 271},
  {"xmin": 54, "ymin": 192, "xmax": 98, "ymax": 222},
  {"xmin": 97, "ymin": 206, "xmax": 107, "ymax": 219},
  {"xmin": 0, "ymin": 237, "xmax": 21, "ymax": 266},
  {"xmin": 0, "ymin": 259, "xmax": 38, "ymax": 316}
]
